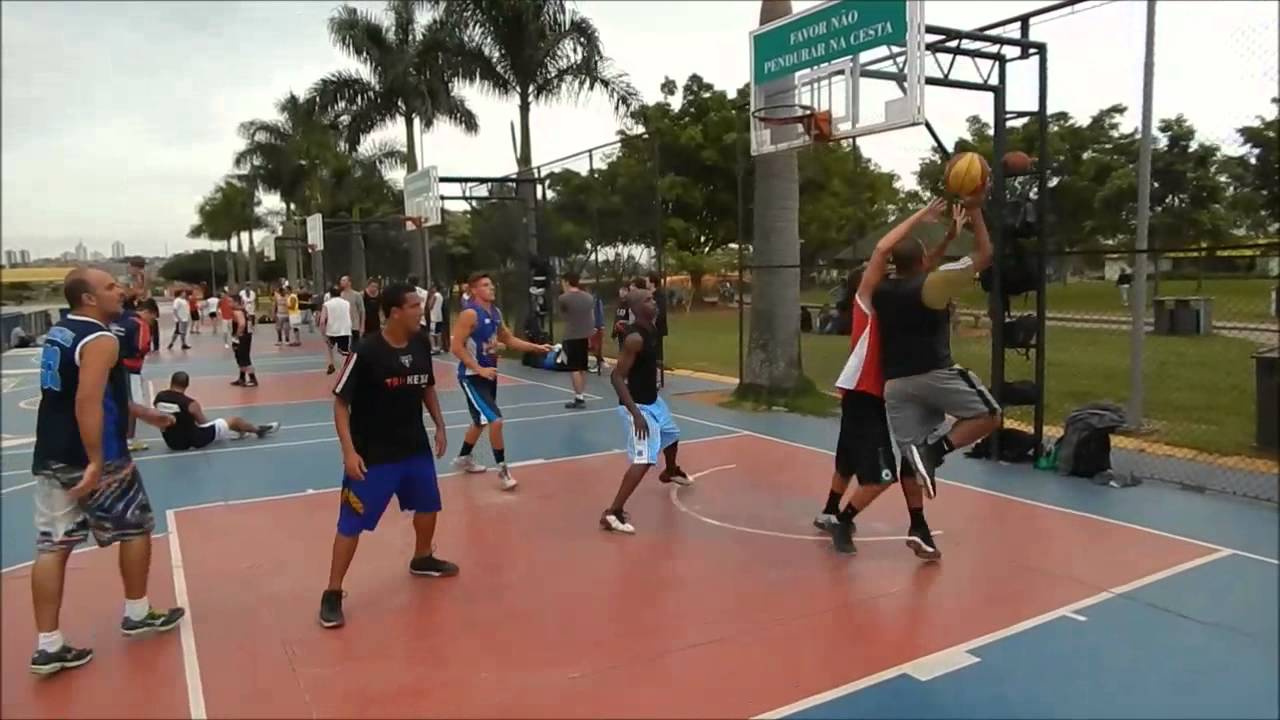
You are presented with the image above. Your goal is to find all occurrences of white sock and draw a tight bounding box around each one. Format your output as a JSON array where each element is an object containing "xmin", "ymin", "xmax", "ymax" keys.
[
  {"xmin": 124, "ymin": 596, "xmax": 150, "ymax": 621},
  {"xmin": 575, "ymin": 394, "xmax": 584, "ymax": 401},
  {"xmin": 37, "ymin": 630, "xmax": 63, "ymax": 653}
]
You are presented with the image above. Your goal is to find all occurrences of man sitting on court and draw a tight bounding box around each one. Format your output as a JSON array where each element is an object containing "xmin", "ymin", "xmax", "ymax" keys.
[{"xmin": 152, "ymin": 372, "xmax": 279, "ymax": 451}]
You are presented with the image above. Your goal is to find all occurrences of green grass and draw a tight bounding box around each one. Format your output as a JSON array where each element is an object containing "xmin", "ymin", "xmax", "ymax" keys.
[
  {"xmin": 655, "ymin": 307, "xmax": 1267, "ymax": 458},
  {"xmin": 798, "ymin": 279, "xmax": 1278, "ymax": 324}
]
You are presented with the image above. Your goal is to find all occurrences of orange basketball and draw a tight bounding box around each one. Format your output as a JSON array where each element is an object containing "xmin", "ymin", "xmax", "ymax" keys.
[
  {"xmin": 1003, "ymin": 150, "xmax": 1034, "ymax": 175},
  {"xmin": 944, "ymin": 152, "xmax": 989, "ymax": 197}
]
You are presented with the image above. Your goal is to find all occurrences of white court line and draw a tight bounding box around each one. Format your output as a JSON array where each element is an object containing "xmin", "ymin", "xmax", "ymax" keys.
[
  {"xmin": 1, "ymin": 531, "xmax": 168, "ymax": 574},
  {"xmin": 669, "ymin": 465, "xmax": 945, "ymax": 543},
  {"xmin": 0, "ymin": 407, "xmax": 620, "ymax": 487},
  {"xmin": 1064, "ymin": 611, "xmax": 1088, "ymax": 622},
  {"xmin": 433, "ymin": 357, "xmax": 602, "ymax": 401},
  {"xmin": 0, "ymin": 399, "xmax": 588, "ymax": 458},
  {"xmin": 166, "ymin": 509, "xmax": 207, "ymax": 720},
  {"xmin": 753, "ymin": 549, "xmax": 1233, "ymax": 718},
  {"xmin": 671, "ymin": 413, "xmax": 1280, "ymax": 566}
]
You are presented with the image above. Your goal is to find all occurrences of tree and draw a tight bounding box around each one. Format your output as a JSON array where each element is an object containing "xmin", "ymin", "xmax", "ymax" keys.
[
  {"xmin": 433, "ymin": 0, "xmax": 641, "ymax": 294},
  {"xmin": 1222, "ymin": 98, "xmax": 1279, "ymax": 237},
  {"xmin": 235, "ymin": 93, "xmax": 342, "ymax": 218},
  {"xmin": 742, "ymin": 0, "xmax": 803, "ymax": 398},
  {"xmin": 314, "ymin": 0, "xmax": 480, "ymax": 279}
]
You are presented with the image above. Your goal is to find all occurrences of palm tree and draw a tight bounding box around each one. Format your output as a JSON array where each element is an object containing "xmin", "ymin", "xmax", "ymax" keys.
[
  {"xmin": 235, "ymin": 92, "xmax": 341, "ymax": 218},
  {"xmin": 189, "ymin": 184, "xmax": 239, "ymax": 287},
  {"xmin": 313, "ymin": 0, "xmax": 478, "ymax": 280},
  {"xmin": 429, "ymin": 0, "xmax": 641, "ymax": 260},
  {"xmin": 315, "ymin": 0, "xmax": 478, "ymax": 172},
  {"xmin": 743, "ymin": 0, "xmax": 802, "ymax": 397}
]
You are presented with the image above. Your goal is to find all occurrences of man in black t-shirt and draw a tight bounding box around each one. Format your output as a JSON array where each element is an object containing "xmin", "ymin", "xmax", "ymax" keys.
[
  {"xmin": 600, "ymin": 289, "xmax": 688, "ymax": 534},
  {"xmin": 320, "ymin": 283, "xmax": 454, "ymax": 630},
  {"xmin": 153, "ymin": 372, "xmax": 278, "ymax": 450}
]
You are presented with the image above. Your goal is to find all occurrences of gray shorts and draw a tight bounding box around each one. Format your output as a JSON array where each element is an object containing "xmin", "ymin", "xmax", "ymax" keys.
[
  {"xmin": 33, "ymin": 460, "xmax": 155, "ymax": 553},
  {"xmin": 884, "ymin": 365, "xmax": 1000, "ymax": 446}
]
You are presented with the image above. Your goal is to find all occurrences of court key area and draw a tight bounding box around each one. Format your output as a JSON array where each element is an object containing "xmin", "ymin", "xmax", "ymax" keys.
[{"xmin": 1, "ymin": 327, "xmax": 1276, "ymax": 719}]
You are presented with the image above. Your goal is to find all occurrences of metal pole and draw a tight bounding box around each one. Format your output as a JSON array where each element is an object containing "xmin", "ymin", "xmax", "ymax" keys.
[
  {"xmin": 1033, "ymin": 46, "xmax": 1050, "ymax": 451},
  {"xmin": 421, "ymin": 225, "xmax": 431, "ymax": 287},
  {"xmin": 652, "ymin": 134, "xmax": 665, "ymax": 387},
  {"xmin": 736, "ymin": 138, "xmax": 747, "ymax": 383},
  {"xmin": 988, "ymin": 60, "xmax": 1008, "ymax": 462},
  {"xmin": 209, "ymin": 249, "xmax": 216, "ymax": 291},
  {"xmin": 1128, "ymin": 0, "xmax": 1157, "ymax": 429}
]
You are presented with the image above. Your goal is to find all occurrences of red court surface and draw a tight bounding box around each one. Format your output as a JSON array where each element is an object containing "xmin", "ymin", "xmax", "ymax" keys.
[
  {"xmin": 1, "ymin": 434, "xmax": 1215, "ymax": 719},
  {"xmin": 184, "ymin": 365, "xmax": 523, "ymax": 409},
  {"xmin": 1, "ymin": 540, "xmax": 188, "ymax": 719}
]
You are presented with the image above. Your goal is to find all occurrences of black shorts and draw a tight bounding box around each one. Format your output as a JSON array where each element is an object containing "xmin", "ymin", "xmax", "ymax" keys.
[
  {"xmin": 834, "ymin": 390, "xmax": 899, "ymax": 485},
  {"xmin": 460, "ymin": 376, "xmax": 501, "ymax": 426},
  {"xmin": 233, "ymin": 334, "xmax": 253, "ymax": 367},
  {"xmin": 562, "ymin": 338, "xmax": 589, "ymax": 371},
  {"xmin": 327, "ymin": 335, "xmax": 351, "ymax": 354}
]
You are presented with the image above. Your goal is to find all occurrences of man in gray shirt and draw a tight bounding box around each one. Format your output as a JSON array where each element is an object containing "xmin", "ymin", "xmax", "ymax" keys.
[
  {"xmin": 339, "ymin": 275, "xmax": 365, "ymax": 343},
  {"xmin": 558, "ymin": 272, "xmax": 599, "ymax": 408}
]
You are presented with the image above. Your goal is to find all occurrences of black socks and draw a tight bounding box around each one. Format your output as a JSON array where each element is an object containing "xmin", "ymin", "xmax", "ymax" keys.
[
  {"xmin": 459, "ymin": 441, "xmax": 475, "ymax": 457},
  {"xmin": 908, "ymin": 507, "xmax": 927, "ymax": 530},
  {"xmin": 823, "ymin": 490, "xmax": 842, "ymax": 515}
]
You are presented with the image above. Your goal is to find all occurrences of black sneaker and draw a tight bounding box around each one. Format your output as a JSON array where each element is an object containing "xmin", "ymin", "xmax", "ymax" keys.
[
  {"xmin": 319, "ymin": 589, "xmax": 345, "ymax": 629},
  {"xmin": 230, "ymin": 379, "xmax": 245, "ymax": 387},
  {"xmin": 29, "ymin": 644, "xmax": 93, "ymax": 675},
  {"xmin": 831, "ymin": 517, "xmax": 857, "ymax": 555},
  {"xmin": 121, "ymin": 607, "xmax": 185, "ymax": 636},
  {"xmin": 813, "ymin": 513, "xmax": 838, "ymax": 533},
  {"xmin": 906, "ymin": 443, "xmax": 938, "ymax": 499},
  {"xmin": 564, "ymin": 398, "xmax": 586, "ymax": 409},
  {"xmin": 906, "ymin": 525, "xmax": 942, "ymax": 560},
  {"xmin": 409, "ymin": 554, "xmax": 459, "ymax": 577},
  {"xmin": 255, "ymin": 422, "xmax": 280, "ymax": 439}
]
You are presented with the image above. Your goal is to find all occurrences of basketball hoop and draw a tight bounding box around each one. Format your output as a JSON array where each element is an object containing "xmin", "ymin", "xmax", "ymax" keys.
[
  {"xmin": 751, "ymin": 103, "xmax": 834, "ymax": 143},
  {"xmin": 405, "ymin": 216, "xmax": 426, "ymax": 230},
  {"xmin": 307, "ymin": 244, "xmax": 317, "ymax": 254}
]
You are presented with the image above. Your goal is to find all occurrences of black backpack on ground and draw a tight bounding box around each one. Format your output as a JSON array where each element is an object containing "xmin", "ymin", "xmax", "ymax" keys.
[
  {"xmin": 966, "ymin": 428, "xmax": 1039, "ymax": 463},
  {"xmin": 1054, "ymin": 403, "xmax": 1127, "ymax": 479}
]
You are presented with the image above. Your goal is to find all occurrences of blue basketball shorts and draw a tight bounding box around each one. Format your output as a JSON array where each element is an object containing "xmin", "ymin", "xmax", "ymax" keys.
[
  {"xmin": 618, "ymin": 396, "xmax": 680, "ymax": 466},
  {"xmin": 336, "ymin": 453, "xmax": 441, "ymax": 536}
]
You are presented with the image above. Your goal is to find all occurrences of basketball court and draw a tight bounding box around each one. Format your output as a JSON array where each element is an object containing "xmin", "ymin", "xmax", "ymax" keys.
[{"xmin": 2, "ymin": 320, "xmax": 1276, "ymax": 719}]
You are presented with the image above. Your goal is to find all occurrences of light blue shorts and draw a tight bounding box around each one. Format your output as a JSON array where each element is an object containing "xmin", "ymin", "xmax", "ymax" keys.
[{"xmin": 618, "ymin": 396, "xmax": 680, "ymax": 465}]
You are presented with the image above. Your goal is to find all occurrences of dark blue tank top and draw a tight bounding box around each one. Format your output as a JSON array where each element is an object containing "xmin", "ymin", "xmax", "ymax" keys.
[
  {"xmin": 32, "ymin": 314, "xmax": 131, "ymax": 472},
  {"xmin": 457, "ymin": 301, "xmax": 502, "ymax": 380}
]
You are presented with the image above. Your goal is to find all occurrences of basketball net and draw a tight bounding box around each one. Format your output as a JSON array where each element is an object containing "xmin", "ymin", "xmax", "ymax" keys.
[{"xmin": 757, "ymin": 109, "xmax": 834, "ymax": 143}]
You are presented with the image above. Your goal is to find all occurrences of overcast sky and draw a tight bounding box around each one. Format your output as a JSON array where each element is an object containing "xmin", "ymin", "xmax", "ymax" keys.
[{"xmin": 2, "ymin": 0, "xmax": 1275, "ymax": 259}]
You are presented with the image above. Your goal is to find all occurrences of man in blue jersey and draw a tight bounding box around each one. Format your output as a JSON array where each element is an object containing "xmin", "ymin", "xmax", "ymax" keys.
[
  {"xmin": 450, "ymin": 272, "xmax": 552, "ymax": 491},
  {"xmin": 28, "ymin": 268, "xmax": 185, "ymax": 676}
]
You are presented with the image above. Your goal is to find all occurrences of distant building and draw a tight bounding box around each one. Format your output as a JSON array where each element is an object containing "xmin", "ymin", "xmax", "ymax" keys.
[
  {"xmin": 18, "ymin": 250, "xmax": 30, "ymax": 264},
  {"xmin": 74, "ymin": 241, "xmax": 88, "ymax": 262},
  {"xmin": 3, "ymin": 250, "xmax": 16, "ymax": 267},
  {"xmin": 111, "ymin": 241, "xmax": 125, "ymax": 259},
  {"xmin": 90, "ymin": 251, "xmax": 106, "ymax": 262}
]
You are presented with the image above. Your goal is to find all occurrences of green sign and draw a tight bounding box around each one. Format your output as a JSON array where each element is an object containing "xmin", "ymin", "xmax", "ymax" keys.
[{"xmin": 752, "ymin": 0, "xmax": 907, "ymax": 86}]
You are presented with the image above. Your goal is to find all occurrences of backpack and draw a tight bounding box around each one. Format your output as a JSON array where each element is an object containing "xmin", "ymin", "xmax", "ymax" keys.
[
  {"xmin": 980, "ymin": 238, "xmax": 1039, "ymax": 299},
  {"xmin": 1003, "ymin": 314, "xmax": 1038, "ymax": 358},
  {"xmin": 1054, "ymin": 403, "xmax": 1126, "ymax": 479},
  {"xmin": 1062, "ymin": 429, "xmax": 1112, "ymax": 478},
  {"xmin": 997, "ymin": 380, "xmax": 1039, "ymax": 407},
  {"xmin": 966, "ymin": 428, "xmax": 1039, "ymax": 463}
]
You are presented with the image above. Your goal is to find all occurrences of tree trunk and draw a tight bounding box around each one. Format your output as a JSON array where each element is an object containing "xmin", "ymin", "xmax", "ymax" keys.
[
  {"xmin": 514, "ymin": 94, "xmax": 537, "ymax": 334},
  {"xmin": 743, "ymin": 0, "xmax": 802, "ymax": 395},
  {"xmin": 234, "ymin": 232, "xmax": 245, "ymax": 286},
  {"xmin": 404, "ymin": 113, "xmax": 427, "ymax": 281},
  {"xmin": 224, "ymin": 239, "xmax": 235, "ymax": 289},
  {"xmin": 247, "ymin": 225, "xmax": 257, "ymax": 290},
  {"xmin": 350, "ymin": 206, "xmax": 367, "ymax": 288}
]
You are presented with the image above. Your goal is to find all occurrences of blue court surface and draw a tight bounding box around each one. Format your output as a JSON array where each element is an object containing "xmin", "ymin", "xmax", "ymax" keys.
[{"xmin": 1, "ymin": 326, "xmax": 1276, "ymax": 719}]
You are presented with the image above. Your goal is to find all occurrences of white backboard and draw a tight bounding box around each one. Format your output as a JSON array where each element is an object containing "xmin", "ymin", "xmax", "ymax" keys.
[
  {"xmin": 306, "ymin": 213, "xmax": 324, "ymax": 252},
  {"xmin": 404, "ymin": 166, "xmax": 442, "ymax": 227}
]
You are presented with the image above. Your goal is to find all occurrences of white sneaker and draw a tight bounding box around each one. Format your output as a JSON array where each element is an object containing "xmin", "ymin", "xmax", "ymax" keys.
[
  {"xmin": 600, "ymin": 510, "xmax": 635, "ymax": 534},
  {"xmin": 452, "ymin": 455, "xmax": 487, "ymax": 474},
  {"xmin": 498, "ymin": 466, "xmax": 517, "ymax": 491},
  {"xmin": 127, "ymin": 439, "xmax": 149, "ymax": 452}
]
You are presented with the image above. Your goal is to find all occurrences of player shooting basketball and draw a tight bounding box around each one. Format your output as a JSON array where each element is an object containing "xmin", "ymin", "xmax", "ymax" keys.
[{"xmin": 870, "ymin": 161, "xmax": 1000, "ymax": 561}]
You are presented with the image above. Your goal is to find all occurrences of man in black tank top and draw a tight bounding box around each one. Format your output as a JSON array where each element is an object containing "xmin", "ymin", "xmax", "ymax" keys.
[
  {"xmin": 872, "ymin": 188, "xmax": 1002, "ymax": 556},
  {"xmin": 601, "ymin": 289, "xmax": 689, "ymax": 534},
  {"xmin": 153, "ymin": 372, "xmax": 278, "ymax": 450}
]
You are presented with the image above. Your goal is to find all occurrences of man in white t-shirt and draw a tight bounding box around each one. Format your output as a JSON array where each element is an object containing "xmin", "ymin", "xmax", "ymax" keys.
[
  {"xmin": 239, "ymin": 284, "xmax": 257, "ymax": 329},
  {"xmin": 428, "ymin": 284, "xmax": 444, "ymax": 354},
  {"xmin": 319, "ymin": 285, "xmax": 353, "ymax": 374},
  {"xmin": 168, "ymin": 290, "xmax": 192, "ymax": 351}
]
